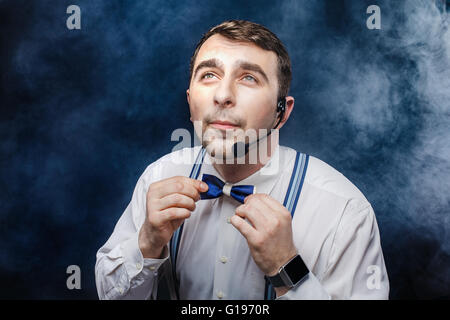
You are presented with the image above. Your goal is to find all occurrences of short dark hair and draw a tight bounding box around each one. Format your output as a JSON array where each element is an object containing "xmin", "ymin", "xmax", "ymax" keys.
[{"xmin": 189, "ymin": 20, "xmax": 292, "ymax": 99}]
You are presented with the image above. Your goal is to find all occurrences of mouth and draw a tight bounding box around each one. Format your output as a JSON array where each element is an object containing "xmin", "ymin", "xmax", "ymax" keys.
[{"xmin": 209, "ymin": 120, "xmax": 240, "ymax": 130}]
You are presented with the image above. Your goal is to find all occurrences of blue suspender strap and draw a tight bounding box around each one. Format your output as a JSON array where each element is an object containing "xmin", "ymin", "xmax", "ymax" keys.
[
  {"xmin": 264, "ymin": 151, "xmax": 309, "ymax": 300},
  {"xmin": 283, "ymin": 152, "xmax": 309, "ymax": 215},
  {"xmin": 169, "ymin": 147, "xmax": 206, "ymax": 299}
]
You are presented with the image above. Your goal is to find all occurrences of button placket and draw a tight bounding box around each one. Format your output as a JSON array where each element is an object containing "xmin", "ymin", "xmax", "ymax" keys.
[
  {"xmin": 212, "ymin": 198, "xmax": 236, "ymax": 299},
  {"xmin": 213, "ymin": 197, "xmax": 241, "ymax": 299}
]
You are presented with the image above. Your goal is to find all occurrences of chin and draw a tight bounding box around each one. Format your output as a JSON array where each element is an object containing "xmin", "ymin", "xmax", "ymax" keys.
[{"xmin": 203, "ymin": 139, "xmax": 237, "ymax": 162}]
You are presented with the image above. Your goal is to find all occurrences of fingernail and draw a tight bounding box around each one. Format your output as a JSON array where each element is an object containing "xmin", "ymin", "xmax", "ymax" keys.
[{"xmin": 201, "ymin": 182, "xmax": 208, "ymax": 191}]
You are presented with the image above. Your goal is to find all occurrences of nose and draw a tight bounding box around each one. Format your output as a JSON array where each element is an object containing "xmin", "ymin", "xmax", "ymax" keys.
[{"xmin": 213, "ymin": 77, "xmax": 236, "ymax": 109}]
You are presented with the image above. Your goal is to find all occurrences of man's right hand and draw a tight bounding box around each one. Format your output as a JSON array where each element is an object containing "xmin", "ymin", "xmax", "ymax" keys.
[{"xmin": 138, "ymin": 176, "xmax": 209, "ymax": 259}]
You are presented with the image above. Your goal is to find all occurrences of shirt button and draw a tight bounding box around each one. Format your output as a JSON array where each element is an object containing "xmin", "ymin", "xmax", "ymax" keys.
[
  {"xmin": 149, "ymin": 266, "xmax": 156, "ymax": 271},
  {"xmin": 220, "ymin": 256, "xmax": 228, "ymax": 263},
  {"xmin": 117, "ymin": 287, "xmax": 124, "ymax": 294},
  {"xmin": 226, "ymin": 217, "xmax": 231, "ymax": 224},
  {"xmin": 136, "ymin": 263, "xmax": 142, "ymax": 270},
  {"xmin": 217, "ymin": 291, "xmax": 224, "ymax": 299}
]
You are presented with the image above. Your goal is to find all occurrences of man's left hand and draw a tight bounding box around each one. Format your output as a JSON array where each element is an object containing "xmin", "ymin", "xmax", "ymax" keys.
[{"xmin": 230, "ymin": 193, "xmax": 298, "ymax": 277}]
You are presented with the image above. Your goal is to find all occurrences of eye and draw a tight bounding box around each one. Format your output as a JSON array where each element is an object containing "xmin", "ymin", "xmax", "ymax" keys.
[
  {"xmin": 242, "ymin": 74, "xmax": 257, "ymax": 82},
  {"xmin": 202, "ymin": 72, "xmax": 217, "ymax": 80}
]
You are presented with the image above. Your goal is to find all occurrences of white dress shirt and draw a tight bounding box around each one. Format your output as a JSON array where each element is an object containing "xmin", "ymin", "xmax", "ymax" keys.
[{"xmin": 95, "ymin": 145, "xmax": 389, "ymax": 300}]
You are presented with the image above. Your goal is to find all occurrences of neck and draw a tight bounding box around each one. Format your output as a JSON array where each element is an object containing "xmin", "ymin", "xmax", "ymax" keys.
[{"xmin": 211, "ymin": 138, "xmax": 278, "ymax": 184}]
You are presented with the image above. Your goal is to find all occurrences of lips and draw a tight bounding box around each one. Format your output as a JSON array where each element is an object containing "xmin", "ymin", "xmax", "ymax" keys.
[{"xmin": 209, "ymin": 120, "xmax": 239, "ymax": 130}]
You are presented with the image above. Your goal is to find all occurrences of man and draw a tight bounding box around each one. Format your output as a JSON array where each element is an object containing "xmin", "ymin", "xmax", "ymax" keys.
[{"xmin": 95, "ymin": 20, "xmax": 389, "ymax": 300}]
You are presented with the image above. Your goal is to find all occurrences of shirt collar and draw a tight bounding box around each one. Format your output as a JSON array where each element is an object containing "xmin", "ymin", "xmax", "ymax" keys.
[{"xmin": 200, "ymin": 144, "xmax": 284, "ymax": 196}]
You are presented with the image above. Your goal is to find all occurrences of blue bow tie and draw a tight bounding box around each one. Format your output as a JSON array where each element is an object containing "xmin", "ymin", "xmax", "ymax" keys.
[{"xmin": 200, "ymin": 174, "xmax": 255, "ymax": 204}]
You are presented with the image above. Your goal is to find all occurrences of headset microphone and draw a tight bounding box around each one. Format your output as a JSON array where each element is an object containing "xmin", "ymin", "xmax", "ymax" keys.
[{"xmin": 232, "ymin": 97, "xmax": 286, "ymax": 158}]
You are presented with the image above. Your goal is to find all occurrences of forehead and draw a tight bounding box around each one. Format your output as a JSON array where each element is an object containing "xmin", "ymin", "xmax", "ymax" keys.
[{"xmin": 194, "ymin": 34, "xmax": 278, "ymax": 77}]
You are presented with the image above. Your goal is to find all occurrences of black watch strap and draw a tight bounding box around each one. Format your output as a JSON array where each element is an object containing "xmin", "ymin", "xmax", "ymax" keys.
[{"xmin": 264, "ymin": 273, "xmax": 285, "ymax": 287}]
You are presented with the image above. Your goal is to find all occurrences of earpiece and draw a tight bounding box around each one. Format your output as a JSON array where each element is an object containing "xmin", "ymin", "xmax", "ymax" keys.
[
  {"xmin": 276, "ymin": 97, "xmax": 286, "ymax": 113},
  {"xmin": 273, "ymin": 97, "xmax": 286, "ymax": 129}
]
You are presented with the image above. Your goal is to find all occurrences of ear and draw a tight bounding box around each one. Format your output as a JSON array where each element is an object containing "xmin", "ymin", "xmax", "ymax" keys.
[{"xmin": 276, "ymin": 96, "xmax": 294, "ymax": 130}]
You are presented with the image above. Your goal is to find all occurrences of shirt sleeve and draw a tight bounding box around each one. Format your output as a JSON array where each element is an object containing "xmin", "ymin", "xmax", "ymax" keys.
[
  {"xmin": 275, "ymin": 271, "xmax": 331, "ymax": 300},
  {"xmin": 277, "ymin": 200, "xmax": 389, "ymax": 300},
  {"xmin": 94, "ymin": 166, "xmax": 170, "ymax": 300}
]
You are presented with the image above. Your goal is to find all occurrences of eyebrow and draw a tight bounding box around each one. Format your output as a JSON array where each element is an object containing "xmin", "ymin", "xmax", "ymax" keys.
[
  {"xmin": 234, "ymin": 59, "xmax": 269, "ymax": 84},
  {"xmin": 193, "ymin": 58, "xmax": 223, "ymax": 80},
  {"xmin": 193, "ymin": 58, "xmax": 270, "ymax": 83}
]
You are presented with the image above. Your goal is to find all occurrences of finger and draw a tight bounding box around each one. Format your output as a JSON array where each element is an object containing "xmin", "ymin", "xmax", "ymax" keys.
[
  {"xmin": 242, "ymin": 195, "xmax": 276, "ymax": 222},
  {"xmin": 158, "ymin": 207, "xmax": 192, "ymax": 224},
  {"xmin": 247, "ymin": 193, "xmax": 287, "ymax": 218},
  {"xmin": 235, "ymin": 203, "xmax": 268, "ymax": 230},
  {"xmin": 157, "ymin": 193, "xmax": 196, "ymax": 211},
  {"xmin": 149, "ymin": 176, "xmax": 208, "ymax": 201},
  {"xmin": 230, "ymin": 214, "xmax": 257, "ymax": 241}
]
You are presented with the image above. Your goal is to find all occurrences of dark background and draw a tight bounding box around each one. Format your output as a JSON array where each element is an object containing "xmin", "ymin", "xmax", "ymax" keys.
[{"xmin": 1, "ymin": 0, "xmax": 449, "ymax": 299}]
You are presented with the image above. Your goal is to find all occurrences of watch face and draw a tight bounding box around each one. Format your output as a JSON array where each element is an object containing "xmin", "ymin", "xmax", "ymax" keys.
[{"xmin": 284, "ymin": 255, "xmax": 309, "ymax": 285}]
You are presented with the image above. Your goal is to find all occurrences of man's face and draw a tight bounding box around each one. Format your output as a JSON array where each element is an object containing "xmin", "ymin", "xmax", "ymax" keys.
[{"xmin": 187, "ymin": 34, "xmax": 280, "ymax": 159}]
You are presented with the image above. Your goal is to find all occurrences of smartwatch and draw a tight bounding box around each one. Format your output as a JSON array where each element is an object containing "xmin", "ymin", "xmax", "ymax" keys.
[{"xmin": 264, "ymin": 254, "xmax": 309, "ymax": 288}]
